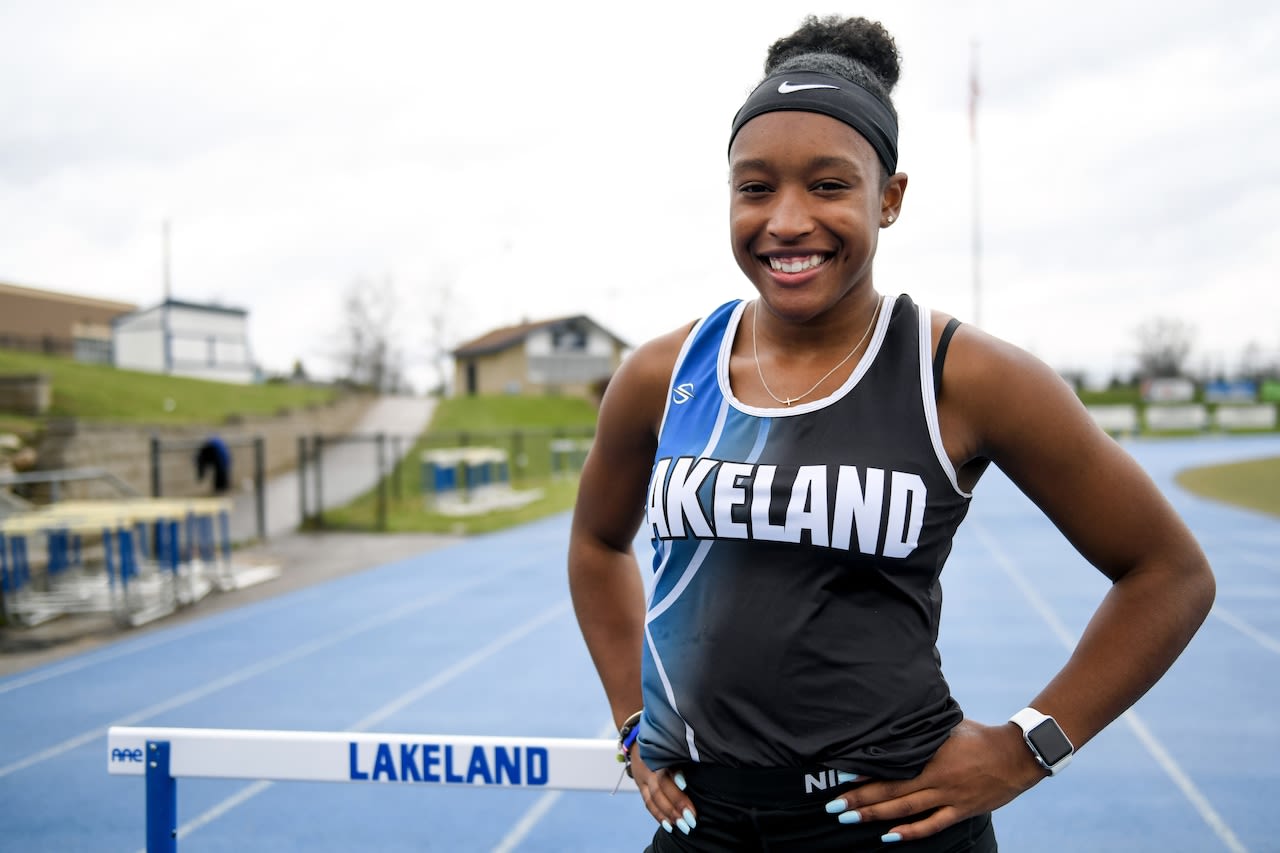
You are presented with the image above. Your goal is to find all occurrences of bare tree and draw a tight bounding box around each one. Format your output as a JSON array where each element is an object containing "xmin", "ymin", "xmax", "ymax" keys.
[
  {"xmin": 339, "ymin": 276, "xmax": 405, "ymax": 392},
  {"xmin": 422, "ymin": 272, "xmax": 455, "ymax": 397},
  {"xmin": 1133, "ymin": 317, "xmax": 1196, "ymax": 378},
  {"xmin": 1238, "ymin": 339, "xmax": 1280, "ymax": 382}
]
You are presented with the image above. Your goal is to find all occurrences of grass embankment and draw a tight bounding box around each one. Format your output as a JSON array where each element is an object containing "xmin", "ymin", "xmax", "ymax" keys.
[
  {"xmin": 6, "ymin": 348, "xmax": 1275, "ymax": 525},
  {"xmin": 0, "ymin": 349, "xmax": 338, "ymax": 432},
  {"xmin": 1176, "ymin": 456, "xmax": 1280, "ymax": 518},
  {"xmin": 319, "ymin": 394, "xmax": 599, "ymax": 535}
]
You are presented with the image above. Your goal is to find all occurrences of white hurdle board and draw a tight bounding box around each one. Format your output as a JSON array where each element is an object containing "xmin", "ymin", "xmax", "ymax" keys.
[{"xmin": 108, "ymin": 726, "xmax": 631, "ymax": 852}]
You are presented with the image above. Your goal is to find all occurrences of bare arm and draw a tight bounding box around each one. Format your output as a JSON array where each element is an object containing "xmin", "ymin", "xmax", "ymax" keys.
[
  {"xmin": 567, "ymin": 326, "xmax": 702, "ymax": 835},
  {"xmin": 958, "ymin": 326, "xmax": 1215, "ymax": 749},
  {"xmin": 567, "ymin": 330, "xmax": 681, "ymax": 724},
  {"xmin": 834, "ymin": 322, "xmax": 1215, "ymax": 840}
]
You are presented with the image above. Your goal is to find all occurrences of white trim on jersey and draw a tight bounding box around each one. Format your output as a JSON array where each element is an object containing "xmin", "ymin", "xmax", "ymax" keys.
[
  {"xmin": 658, "ymin": 312, "xmax": 717, "ymax": 446},
  {"xmin": 917, "ymin": 304, "xmax": 971, "ymax": 499},
  {"xmin": 719, "ymin": 295, "xmax": 896, "ymax": 418},
  {"xmin": 645, "ymin": 396, "xmax": 771, "ymax": 765},
  {"xmin": 644, "ymin": 626, "xmax": 701, "ymax": 762}
]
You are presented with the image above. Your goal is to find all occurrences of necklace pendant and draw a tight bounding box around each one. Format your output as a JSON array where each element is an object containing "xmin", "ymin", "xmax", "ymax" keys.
[{"xmin": 785, "ymin": 398, "xmax": 793, "ymax": 407}]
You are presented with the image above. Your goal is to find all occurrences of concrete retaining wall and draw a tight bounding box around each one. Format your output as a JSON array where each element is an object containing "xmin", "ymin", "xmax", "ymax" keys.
[
  {"xmin": 0, "ymin": 374, "xmax": 52, "ymax": 416},
  {"xmin": 30, "ymin": 395, "xmax": 375, "ymax": 501}
]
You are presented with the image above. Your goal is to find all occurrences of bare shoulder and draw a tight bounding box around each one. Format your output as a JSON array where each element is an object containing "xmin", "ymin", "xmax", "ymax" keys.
[
  {"xmin": 933, "ymin": 316, "xmax": 1203, "ymax": 577},
  {"xmin": 598, "ymin": 321, "xmax": 696, "ymax": 438},
  {"xmin": 575, "ymin": 321, "xmax": 695, "ymax": 548},
  {"xmin": 932, "ymin": 315, "xmax": 1087, "ymax": 451},
  {"xmin": 612, "ymin": 323, "xmax": 695, "ymax": 398}
]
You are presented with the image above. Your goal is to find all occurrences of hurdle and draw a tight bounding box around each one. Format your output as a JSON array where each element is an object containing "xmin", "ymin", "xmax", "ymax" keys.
[
  {"xmin": 107, "ymin": 725, "xmax": 630, "ymax": 852},
  {"xmin": 420, "ymin": 447, "xmax": 541, "ymax": 515},
  {"xmin": 0, "ymin": 497, "xmax": 278, "ymax": 627},
  {"xmin": 549, "ymin": 438, "xmax": 592, "ymax": 479}
]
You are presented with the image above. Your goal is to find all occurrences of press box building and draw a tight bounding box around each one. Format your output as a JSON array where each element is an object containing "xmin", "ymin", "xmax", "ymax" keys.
[{"xmin": 112, "ymin": 298, "xmax": 256, "ymax": 384}]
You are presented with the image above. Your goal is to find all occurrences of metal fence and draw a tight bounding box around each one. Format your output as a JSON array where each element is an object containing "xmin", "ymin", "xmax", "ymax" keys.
[
  {"xmin": 149, "ymin": 435, "xmax": 267, "ymax": 542},
  {"xmin": 297, "ymin": 432, "xmax": 415, "ymax": 531},
  {"xmin": 298, "ymin": 426, "xmax": 595, "ymax": 532}
]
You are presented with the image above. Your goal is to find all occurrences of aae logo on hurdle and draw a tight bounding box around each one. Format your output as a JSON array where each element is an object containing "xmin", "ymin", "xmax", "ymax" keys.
[{"xmin": 111, "ymin": 747, "xmax": 145, "ymax": 763}]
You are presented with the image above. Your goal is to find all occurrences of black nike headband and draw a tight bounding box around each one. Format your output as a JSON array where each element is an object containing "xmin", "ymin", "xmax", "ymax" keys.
[{"xmin": 728, "ymin": 71, "xmax": 899, "ymax": 175}]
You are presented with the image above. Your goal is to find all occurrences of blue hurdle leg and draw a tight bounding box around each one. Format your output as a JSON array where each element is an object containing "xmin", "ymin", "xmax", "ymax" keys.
[
  {"xmin": 218, "ymin": 510, "xmax": 231, "ymax": 566},
  {"xmin": 102, "ymin": 528, "xmax": 117, "ymax": 591},
  {"xmin": 14, "ymin": 536, "xmax": 29, "ymax": 592},
  {"xmin": 167, "ymin": 520, "xmax": 180, "ymax": 573},
  {"xmin": 145, "ymin": 740, "xmax": 177, "ymax": 853},
  {"xmin": 118, "ymin": 528, "xmax": 138, "ymax": 585},
  {"xmin": 198, "ymin": 514, "xmax": 214, "ymax": 565},
  {"xmin": 185, "ymin": 512, "xmax": 197, "ymax": 567}
]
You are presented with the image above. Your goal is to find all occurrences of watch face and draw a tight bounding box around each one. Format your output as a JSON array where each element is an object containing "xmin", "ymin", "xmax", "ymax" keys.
[{"xmin": 1028, "ymin": 719, "xmax": 1073, "ymax": 766}]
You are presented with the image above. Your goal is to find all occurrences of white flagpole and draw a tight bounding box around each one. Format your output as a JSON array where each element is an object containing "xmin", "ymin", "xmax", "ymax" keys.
[{"xmin": 970, "ymin": 39, "xmax": 982, "ymax": 328}]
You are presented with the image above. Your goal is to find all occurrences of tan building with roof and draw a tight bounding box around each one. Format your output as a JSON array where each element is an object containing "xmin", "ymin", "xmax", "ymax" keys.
[
  {"xmin": 0, "ymin": 280, "xmax": 136, "ymax": 363},
  {"xmin": 451, "ymin": 315, "xmax": 628, "ymax": 400}
]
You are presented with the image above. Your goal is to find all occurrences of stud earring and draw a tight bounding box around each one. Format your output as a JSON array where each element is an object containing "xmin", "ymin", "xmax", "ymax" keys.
[{"xmin": 886, "ymin": 215, "xmax": 895, "ymax": 223}]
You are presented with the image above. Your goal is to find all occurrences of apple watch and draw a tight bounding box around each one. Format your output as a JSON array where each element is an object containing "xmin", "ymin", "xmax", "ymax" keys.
[{"xmin": 1009, "ymin": 707, "xmax": 1074, "ymax": 776}]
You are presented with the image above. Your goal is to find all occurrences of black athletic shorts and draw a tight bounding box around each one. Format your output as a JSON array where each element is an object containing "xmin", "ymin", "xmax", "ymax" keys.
[{"xmin": 642, "ymin": 763, "xmax": 997, "ymax": 852}]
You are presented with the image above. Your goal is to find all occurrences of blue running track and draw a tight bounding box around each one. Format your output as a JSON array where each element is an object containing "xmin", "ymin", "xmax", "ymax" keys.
[{"xmin": 2, "ymin": 436, "xmax": 1278, "ymax": 852}]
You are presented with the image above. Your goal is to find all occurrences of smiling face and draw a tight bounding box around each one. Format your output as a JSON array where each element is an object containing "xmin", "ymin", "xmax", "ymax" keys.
[{"xmin": 729, "ymin": 111, "xmax": 905, "ymax": 325}]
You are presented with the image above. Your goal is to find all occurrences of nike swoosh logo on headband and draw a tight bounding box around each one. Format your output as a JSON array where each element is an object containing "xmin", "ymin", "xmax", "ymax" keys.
[{"xmin": 777, "ymin": 81, "xmax": 840, "ymax": 94}]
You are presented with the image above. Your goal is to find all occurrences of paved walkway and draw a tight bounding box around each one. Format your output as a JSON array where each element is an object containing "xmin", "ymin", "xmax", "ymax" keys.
[{"xmin": 227, "ymin": 394, "xmax": 437, "ymax": 541}]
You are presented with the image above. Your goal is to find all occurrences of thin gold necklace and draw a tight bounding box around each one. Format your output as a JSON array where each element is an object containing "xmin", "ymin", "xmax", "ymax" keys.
[{"xmin": 751, "ymin": 297, "xmax": 882, "ymax": 407}]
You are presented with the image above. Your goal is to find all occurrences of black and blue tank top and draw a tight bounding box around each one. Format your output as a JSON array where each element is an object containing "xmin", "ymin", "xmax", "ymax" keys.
[{"xmin": 638, "ymin": 293, "xmax": 971, "ymax": 778}]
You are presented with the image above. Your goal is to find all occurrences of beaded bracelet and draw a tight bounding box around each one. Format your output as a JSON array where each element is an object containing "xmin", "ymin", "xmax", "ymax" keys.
[{"xmin": 611, "ymin": 710, "xmax": 643, "ymax": 793}]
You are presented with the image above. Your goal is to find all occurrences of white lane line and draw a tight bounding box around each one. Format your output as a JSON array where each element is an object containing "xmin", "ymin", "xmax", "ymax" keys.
[
  {"xmin": 0, "ymin": 570, "xmax": 505, "ymax": 779},
  {"xmin": 1233, "ymin": 552, "xmax": 1280, "ymax": 575},
  {"xmin": 1210, "ymin": 605, "xmax": 1280, "ymax": 655},
  {"xmin": 347, "ymin": 600, "xmax": 570, "ymax": 733},
  {"xmin": 158, "ymin": 779, "xmax": 273, "ymax": 847},
  {"xmin": 491, "ymin": 721, "xmax": 618, "ymax": 853},
  {"xmin": 972, "ymin": 520, "xmax": 1249, "ymax": 853},
  {"xmin": 0, "ymin": 601, "xmax": 276, "ymax": 696},
  {"xmin": 0, "ymin": 545, "xmax": 487, "ymax": 695},
  {"xmin": 150, "ymin": 600, "xmax": 572, "ymax": 853},
  {"xmin": 492, "ymin": 789, "xmax": 563, "ymax": 853}
]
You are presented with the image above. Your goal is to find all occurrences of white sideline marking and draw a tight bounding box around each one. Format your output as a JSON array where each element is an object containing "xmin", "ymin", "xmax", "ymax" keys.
[
  {"xmin": 1210, "ymin": 605, "xmax": 1280, "ymax": 656},
  {"xmin": 973, "ymin": 521, "xmax": 1249, "ymax": 853},
  {"xmin": 148, "ymin": 600, "xmax": 571, "ymax": 852},
  {"xmin": 1235, "ymin": 552, "xmax": 1280, "ymax": 575},
  {"xmin": 166, "ymin": 779, "xmax": 273, "ymax": 843},
  {"xmin": 0, "ymin": 602, "xmax": 274, "ymax": 696},
  {"xmin": 1, "ymin": 570, "xmax": 505, "ymax": 779},
  {"xmin": 491, "ymin": 722, "xmax": 618, "ymax": 853},
  {"xmin": 492, "ymin": 789, "xmax": 563, "ymax": 853}
]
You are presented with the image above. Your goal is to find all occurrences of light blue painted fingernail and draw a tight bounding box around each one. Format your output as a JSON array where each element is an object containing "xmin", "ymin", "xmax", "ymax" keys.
[
  {"xmin": 882, "ymin": 832, "xmax": 903, "ymax": 843},
  {"xmin": 661, "ymin": 819, "xmax": 673, "ymax": 833},
  {"xmin": 836, "ymin": 771, "xmax": 861, "ymax": 783},
  {"xmin": 676, "ymin": 818, "xmax": 691, "ymax": 835},
  {"xmin": 837, "ymin": 810, "xmax": 862, "ymax": 825},
  {"xmin": 683, "ymin": 808, "xmax": 697, "ymax": 830},
  {"xmin": 824, "ymin": 797, "xmax": 848, "ymax": 814},
  {"xmin": 673, "ymin": 771, "xmax": 687, "ymax": 791}
]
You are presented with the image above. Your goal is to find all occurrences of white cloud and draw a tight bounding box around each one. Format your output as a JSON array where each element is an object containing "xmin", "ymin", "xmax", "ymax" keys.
[{"xmin": 2, "ymin": 0, "xmax": 1277, "ymax": 389}]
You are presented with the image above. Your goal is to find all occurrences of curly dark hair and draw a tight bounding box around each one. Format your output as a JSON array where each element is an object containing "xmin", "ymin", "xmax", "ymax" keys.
[{"xmin": 764, "ymin": 15, "xmax": 901, "ymax": 122}]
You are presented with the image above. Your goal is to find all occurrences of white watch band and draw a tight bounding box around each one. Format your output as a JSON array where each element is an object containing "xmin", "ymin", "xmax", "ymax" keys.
[
  {"xmin": 1009, "ymin": 707, "xmax": 1049, "ymax": 731},
  {"xmin": 1009, "ymin": 707, "xmax": 1074, "ymax": 775}
]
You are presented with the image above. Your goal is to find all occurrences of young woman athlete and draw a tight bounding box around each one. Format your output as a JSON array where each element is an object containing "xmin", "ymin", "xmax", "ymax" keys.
[{"xmin": 568, "ymin": 14, "xmax": 1215, "ymax": 852}]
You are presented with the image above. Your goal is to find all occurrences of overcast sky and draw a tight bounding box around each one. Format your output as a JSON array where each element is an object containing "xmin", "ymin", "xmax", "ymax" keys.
[{"xmin": 2, "ymin": 0, "xmax": 1277, "ymax": 390}]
